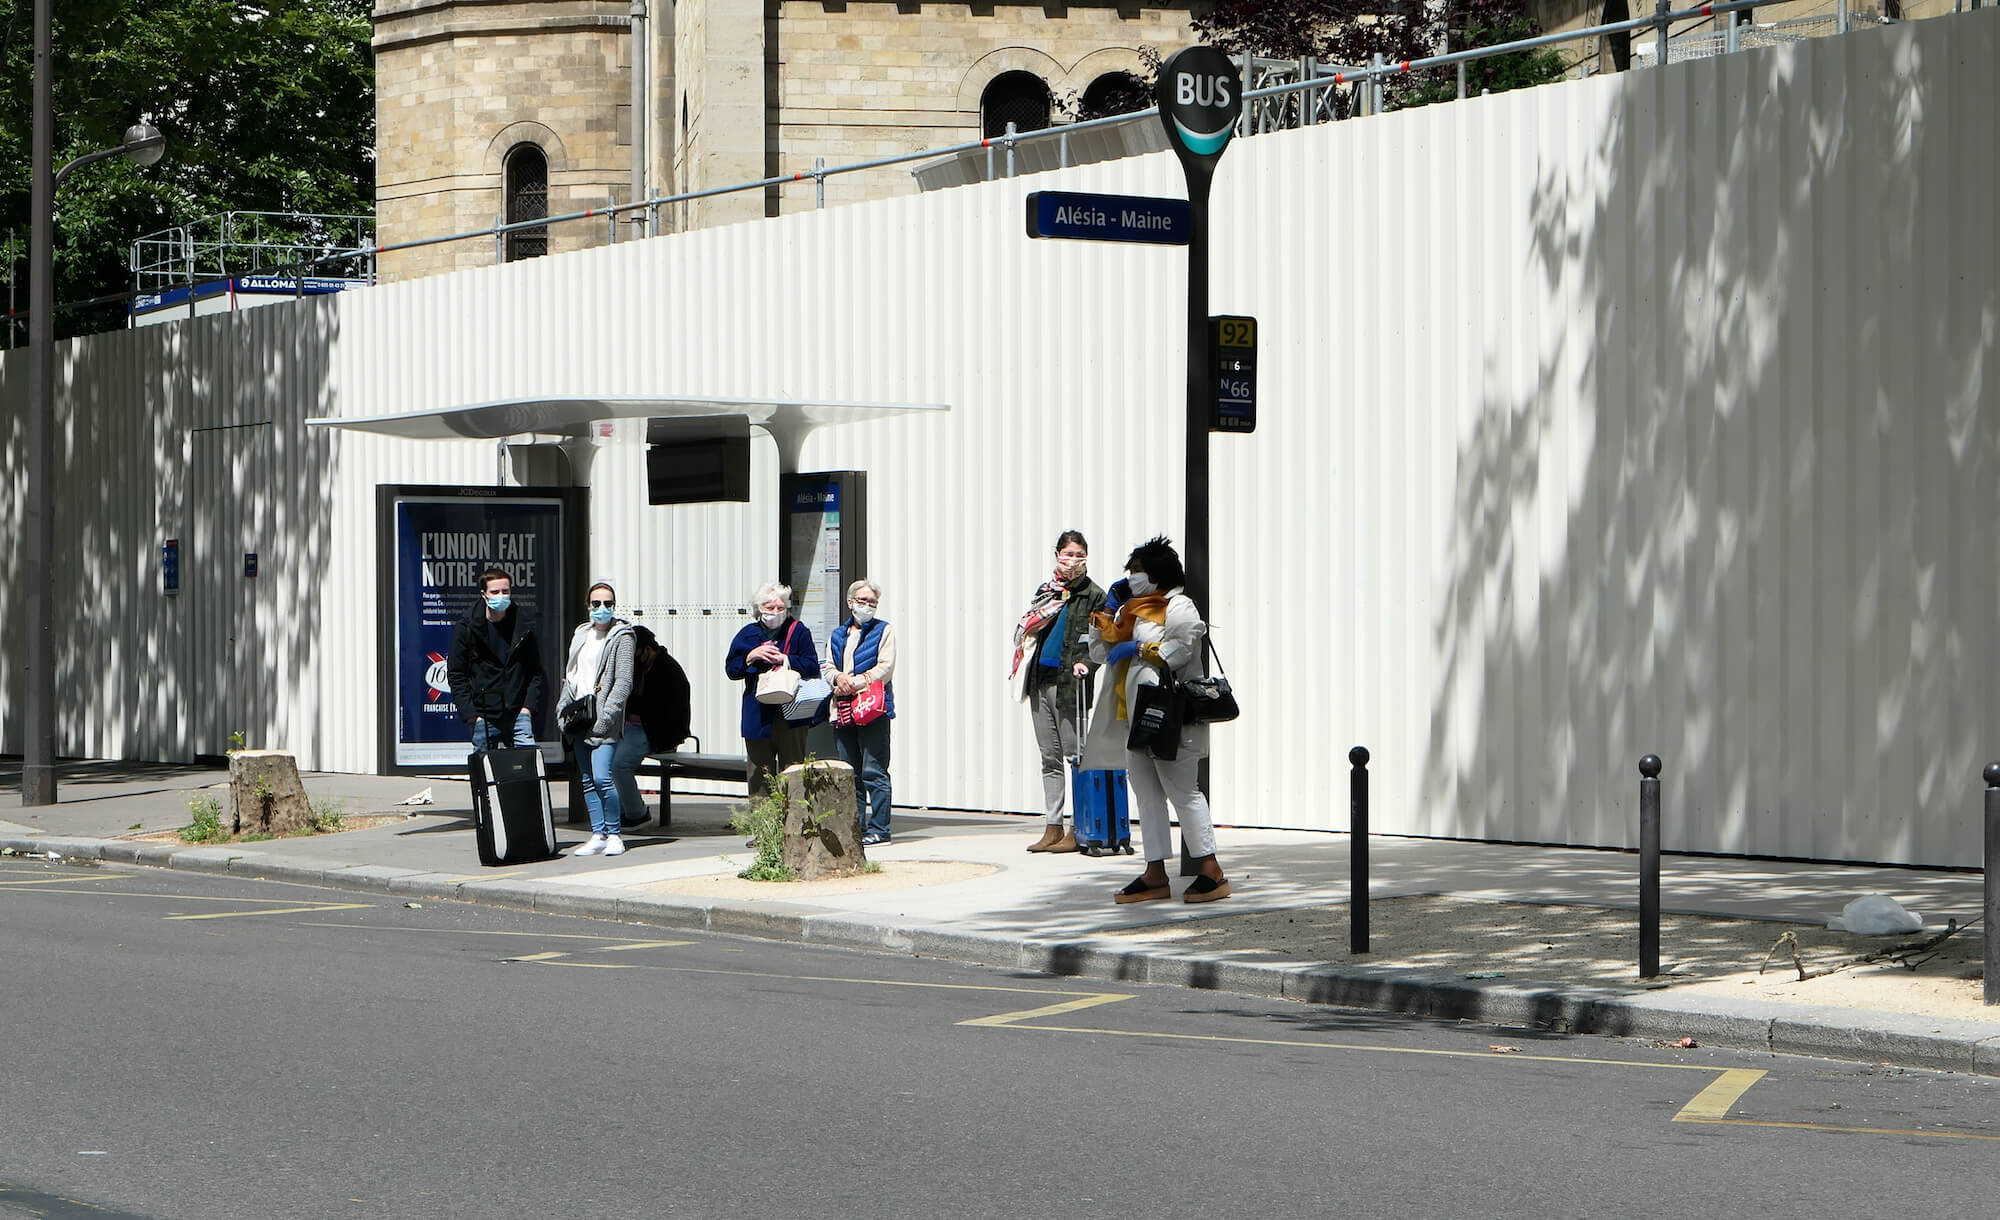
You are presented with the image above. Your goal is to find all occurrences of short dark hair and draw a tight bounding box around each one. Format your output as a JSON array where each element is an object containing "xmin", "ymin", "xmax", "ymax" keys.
[
  {"xmin": 1054, "ymin": 529, "xmax": 1089, "ymax": 554},
  {"xmin": 479, "ymin": 568, "xmax": 513, "ymax": 591},
  {"xmin": 1126, "ymin": 535, "xmax": 1183, "ymax": 590}
]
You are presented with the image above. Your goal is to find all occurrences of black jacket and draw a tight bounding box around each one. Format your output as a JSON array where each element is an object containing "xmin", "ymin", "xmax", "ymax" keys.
[
  {"xmin": 628, "ymin": 628, "xmax": 693, "ymax": 750},
  {"xmin": 445, "ymin": 601, "xmax": 547, "ymax": 725}
]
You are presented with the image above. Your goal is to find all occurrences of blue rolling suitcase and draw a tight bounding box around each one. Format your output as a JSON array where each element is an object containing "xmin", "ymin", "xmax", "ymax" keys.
[{"xmin": 1070, "ymin": 676, "xmax": 1133, "ymax": 856}]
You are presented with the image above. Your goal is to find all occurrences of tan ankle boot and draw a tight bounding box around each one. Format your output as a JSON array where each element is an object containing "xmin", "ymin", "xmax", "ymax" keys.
[
  {"xmin": 1045, "ymin": 829, "xmax": 1079, "ymax": 854},
  {"xmin": 1026, "ymin": 824, "xmax": 1065, "ymax": 852}
]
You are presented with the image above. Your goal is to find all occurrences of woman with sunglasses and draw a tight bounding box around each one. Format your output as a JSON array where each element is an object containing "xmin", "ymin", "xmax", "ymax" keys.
[{"xmin": 559, "ymin": 581, "xmax": 636, "ymax": 857}]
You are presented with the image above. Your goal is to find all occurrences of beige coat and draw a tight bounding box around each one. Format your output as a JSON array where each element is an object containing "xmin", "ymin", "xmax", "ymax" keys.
[{"xmin": 1080, "ymin": 588, "xmax": 1209, "ymax": 771}]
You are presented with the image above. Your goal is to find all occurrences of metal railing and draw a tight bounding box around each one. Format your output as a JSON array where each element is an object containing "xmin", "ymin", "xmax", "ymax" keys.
[
  {"xmin": 128, "ymin": 210, "xmax": 376, "ymax": 296},
  {"xmin": 1634, "ymin": 9, "xmax": 1894, "ymax": 63},
  {"xmin": 131, "ymin": 0, "xmax": 1856, "ymax": 291}
]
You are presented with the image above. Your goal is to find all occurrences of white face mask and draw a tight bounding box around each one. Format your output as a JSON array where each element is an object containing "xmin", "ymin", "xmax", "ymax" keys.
[
  {"xmin": 1124, "ymin": 572, "xmax": 1155, "ymax": 596},
  {"xmin": 759, "ymin": 610, "xmax": 786, "ymax": 629},
  {"xmin": 849, "ymin": 605, "xmax": 876, "ymax": 625}
]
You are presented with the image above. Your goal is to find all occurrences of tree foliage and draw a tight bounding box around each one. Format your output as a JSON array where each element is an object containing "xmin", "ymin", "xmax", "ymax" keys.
[
  {"xmin": 0, "ymin": 0, "xmax": 373, "ymax": 337},
  {"xmin": 1192, "ymin": 0, "xmax": 1572, "ymax": 116}
]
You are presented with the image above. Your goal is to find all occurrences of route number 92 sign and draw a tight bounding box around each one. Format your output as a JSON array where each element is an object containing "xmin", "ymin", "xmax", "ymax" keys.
[{"xmin": 1211, "ymin": 315, "xmax": 1257, "ymax": 433}]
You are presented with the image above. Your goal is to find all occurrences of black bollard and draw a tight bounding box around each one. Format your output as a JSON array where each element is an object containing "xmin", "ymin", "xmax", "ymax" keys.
[
  {"xmin": 1985, "ymin": 763, "xmax": 1999, "ymax": 1006},
  {"xmin": 1351, "ymin": 746, "xmax": 1370, "ymax": 955},
  {"xmin": 1639, "ymin": 753, "xmax": 1662, "ymax": 979}
]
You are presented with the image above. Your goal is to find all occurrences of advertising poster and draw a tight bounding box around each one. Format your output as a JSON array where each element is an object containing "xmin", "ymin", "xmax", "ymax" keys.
[{"xmin": 392, "ymin": 496, "xmax": 566, "ymax": 766}]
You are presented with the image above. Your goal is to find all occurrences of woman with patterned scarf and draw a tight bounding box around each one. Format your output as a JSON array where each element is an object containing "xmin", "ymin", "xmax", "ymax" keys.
[
  {"xmin": 1084, "ymin": 535, "xmax": 1231, "ymax": 904},
  {"xmin": 1010, "ymin": 530, "xmax": 1106, "ymax": 853}
]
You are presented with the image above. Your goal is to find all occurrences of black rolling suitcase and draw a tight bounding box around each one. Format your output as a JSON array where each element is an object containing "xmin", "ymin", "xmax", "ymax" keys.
[
  {"xmin": 1069, "ymin": 676, "xmax": 1133, "ymax": 856},
  {"xmin": 469, "ymin": 741, "xmax": 558, "ymax": 866}
]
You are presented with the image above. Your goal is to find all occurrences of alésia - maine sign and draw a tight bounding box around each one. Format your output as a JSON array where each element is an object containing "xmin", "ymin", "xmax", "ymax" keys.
[{"xmin": 1024, "ymin": 190, "xmax": 1192, "ymax": 245}]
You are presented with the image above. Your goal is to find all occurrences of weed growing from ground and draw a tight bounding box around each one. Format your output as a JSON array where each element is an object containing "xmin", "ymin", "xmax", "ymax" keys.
[
  {"xmin": 728, "ymin": 778, "xmax": 796, "ymax": 882},
  {"xmin": 180, "ymin": 794, "xmax": 225, "ymax": 844},
  {"xmin": 308, "ymin": 796, "xmax": 347, "ymax": 834}
]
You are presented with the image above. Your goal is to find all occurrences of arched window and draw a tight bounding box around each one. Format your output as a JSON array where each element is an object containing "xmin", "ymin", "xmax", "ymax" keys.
[
  {"xmin": 981, "ymin": 71, "xmax": 1052, "ymax": 139},
  {"xmin": 1080, "ymin": 71, "xmax": 1149, "ymax": 120},
  {"xmin": 504, "ymin": 144, "xmax": 549, "ymax": 262}
]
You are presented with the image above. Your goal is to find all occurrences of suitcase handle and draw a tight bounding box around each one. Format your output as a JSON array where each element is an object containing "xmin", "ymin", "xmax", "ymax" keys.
[{"xmin": 1071, "ymin": 673, "xmax": 1093, "ymax": 762}]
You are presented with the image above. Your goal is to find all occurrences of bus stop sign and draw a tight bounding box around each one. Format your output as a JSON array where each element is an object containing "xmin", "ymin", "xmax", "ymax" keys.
[{"xmin": 1157, "ymin": 46, "xmax": 1241, "ymax": 168}]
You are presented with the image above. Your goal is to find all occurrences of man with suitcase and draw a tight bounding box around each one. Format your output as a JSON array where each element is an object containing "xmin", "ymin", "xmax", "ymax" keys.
[
  {"xmin": 446, "ymin": 568, "xmax": 547, "ymax": 750},
  {"xmin": 449, "ymin": 568, "xmax": 558, "ymax": 865}
]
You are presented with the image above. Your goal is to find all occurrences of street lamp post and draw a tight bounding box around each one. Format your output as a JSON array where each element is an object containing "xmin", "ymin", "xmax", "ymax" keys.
[{"xmin": 24, "ymin": 0, "xmax": 164, "ymax": 806}]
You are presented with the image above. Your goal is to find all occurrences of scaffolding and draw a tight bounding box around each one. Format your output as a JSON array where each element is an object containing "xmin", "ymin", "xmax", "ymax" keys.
[{"xmin": 128, "ymin": 211, "xmax": 376, "ymax": 298}]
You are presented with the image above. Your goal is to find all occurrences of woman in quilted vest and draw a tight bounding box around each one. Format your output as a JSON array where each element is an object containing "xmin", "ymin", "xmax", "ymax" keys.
[{"xmin": 823, "ymin": 579, "xmax": 898, "ymax": 845}]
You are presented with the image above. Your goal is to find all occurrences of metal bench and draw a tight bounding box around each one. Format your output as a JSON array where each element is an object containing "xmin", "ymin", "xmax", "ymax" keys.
[
  {"xmin": 558, "ymin": 736, "xmax": 747, "ymax": 829},
  {"xmin": 644, "ymin": 737, "xmax": 749, "ymax": 828}
]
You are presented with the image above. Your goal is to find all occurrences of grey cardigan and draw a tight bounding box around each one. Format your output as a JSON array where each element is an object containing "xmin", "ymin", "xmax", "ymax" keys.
[{"xmin": 559, "ymin": 622, "xmax": 636, "ymax": 740}]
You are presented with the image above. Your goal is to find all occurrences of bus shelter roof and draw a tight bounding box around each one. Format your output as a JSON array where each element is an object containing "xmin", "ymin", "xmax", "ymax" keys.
[{"xmin": 304, "ymin": 395, "xmax": 949, "ymax": 443}]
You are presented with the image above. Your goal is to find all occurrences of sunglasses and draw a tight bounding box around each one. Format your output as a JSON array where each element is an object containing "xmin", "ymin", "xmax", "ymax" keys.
[{"xmin": 588, "ymin": 599, "xmax": 615, "ymax": 609}]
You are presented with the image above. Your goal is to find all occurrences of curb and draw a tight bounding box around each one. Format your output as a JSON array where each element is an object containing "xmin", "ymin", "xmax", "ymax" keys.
[{"xmin": 8, "ymin": 833, "xmax": 1998, "ymax": 1077}]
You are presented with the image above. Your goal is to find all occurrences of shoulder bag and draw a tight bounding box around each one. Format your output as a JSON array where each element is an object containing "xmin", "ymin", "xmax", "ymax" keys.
[
  {"xmin": 828, "ymin": 623, "xmax": 890, "ymax": 726},
  {"xmin": 754, "ymin": 621, "xmax": 804, "ymax": 705},
  {"xmin": 558, "ymin": 693, "xmax": 596, "ymax": 736},
  {"xmin": 1176, "ymin": 635, "xmax": 1240, "ymax": 725}
]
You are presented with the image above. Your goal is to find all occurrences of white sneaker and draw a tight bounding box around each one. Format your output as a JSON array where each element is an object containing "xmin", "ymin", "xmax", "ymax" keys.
[
  {"xmin": 574, "ymin": 834, "xmax": 606, "ymax": 857},
  {"xmin": 602, "ymin": 835, "xmax": 626, "ymax": 857}
]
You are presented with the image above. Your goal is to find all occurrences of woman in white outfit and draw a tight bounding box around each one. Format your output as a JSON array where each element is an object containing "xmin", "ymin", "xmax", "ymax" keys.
[
  {"xmin": 1085, "ymin": 536, "xmax": 1229, "ymax": 904},
  {"xmin": 559, "ymin": 581, "xmax": 636, "ymax": 857}
]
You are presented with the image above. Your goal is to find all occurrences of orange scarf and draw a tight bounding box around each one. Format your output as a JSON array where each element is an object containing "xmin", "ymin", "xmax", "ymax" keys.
[
  {"xmin": 1092, "ymin": 594, "xmax": 1169, "ymax": 722},
  {"xmin": 1091, "ymin": 594, "xmax": 1169, "ymax": 643}
]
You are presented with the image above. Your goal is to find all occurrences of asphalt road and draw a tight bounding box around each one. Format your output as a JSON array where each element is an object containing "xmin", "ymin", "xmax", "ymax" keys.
[{"xmin": 3, "ymin": 856, "xmax": 1996, "ymax": 1220}]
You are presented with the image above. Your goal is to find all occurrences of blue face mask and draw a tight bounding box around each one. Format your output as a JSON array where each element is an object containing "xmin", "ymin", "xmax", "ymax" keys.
[
  {"xmin": 485, "ymin": 593, "xmax": 512, "ymax": 613},
  {"xmin": 589, "ymin": 606, "xmax": 614, "ymax": 626}
]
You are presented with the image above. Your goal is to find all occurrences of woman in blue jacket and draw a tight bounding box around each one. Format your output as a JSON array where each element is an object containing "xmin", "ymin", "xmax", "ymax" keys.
[
  {"xmin": 823, "ymin": 579, "xmax": 897, "ymax": 845},
  {"xmin": 724, "ymin": 582, "xmax": 825, "ymax": 797}
]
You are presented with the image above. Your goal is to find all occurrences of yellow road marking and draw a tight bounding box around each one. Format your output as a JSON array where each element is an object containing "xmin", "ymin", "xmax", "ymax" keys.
[
  {"xmin": 1680, "ymin": 1117, "xmax": 2000, "ymax": 1141},
  {"xmin": 507, "ymin": 951, "xmax": 571, "ymax": 962},
  {"xmin": 986, "ymin": 1018, "xmax": 1710, "ymax": 1070},
  {"xmin": 1, "ymin": 887, "xmax": 347, "ymax": 904},
  {"xmin": 601, "ymin": 940, "xmax": 694, "ymax": 951},
  {"xmin": 310, "ymin": 923, "xmax": 673, "ymax": 942},
  {"xmin": 0, "ymin": 874, "xmax": 130, "ymax": 886},
  {"xmin": 1673, "ymin": 1068, "xmax": 1767, "ymax": 1121},
  {"xmin": 981, "ymin": 1018, "xmax": 1997, "ymax": 1142},
  {"xmin": 960, "ymin": 993, "xmax": 1135, "ymax": 1026},
  {"xmin": 165, "ymin": 903, "xmax": 372, "ymax": 921}
]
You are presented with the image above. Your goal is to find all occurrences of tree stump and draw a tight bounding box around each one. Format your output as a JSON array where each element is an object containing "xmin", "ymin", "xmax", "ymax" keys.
[
  {"xmin": 227, "ymin": 750, "xmax": 314, "ymax": 837},
  {"xmin": 776, "ymin": 759, "xmax": 865, "ymax": 880}
]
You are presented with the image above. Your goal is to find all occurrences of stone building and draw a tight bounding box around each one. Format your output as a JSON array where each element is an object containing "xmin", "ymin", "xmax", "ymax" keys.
[
  {"xmin": 372, "ymin": 0, "xmax": 1199, "ymax": 280},
  {"xmin": 372, "ymin": 0, "xmax": 1939, "ymax": 281}
]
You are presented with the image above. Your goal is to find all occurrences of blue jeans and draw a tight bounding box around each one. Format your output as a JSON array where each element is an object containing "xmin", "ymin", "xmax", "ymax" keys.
[
  {"xmin": 574, "ymin": 736, "xmax": 621, "ymax": 837},
  {"xmin": 610, "ymin": 726, "xmax": 653, "ymax": 826},
  {"xmin": 472, "ymin": 711, "xmax": 534, "ymax": 753},
  {"xmin": 835, "ymin": 719, "xmax": 892, "ymax": 838}
]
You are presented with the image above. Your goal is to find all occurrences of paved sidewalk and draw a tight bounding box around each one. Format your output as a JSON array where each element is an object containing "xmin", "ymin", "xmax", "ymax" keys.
[{"xmin": 3, "ymin": 761, "xmax": 1995, "ymax": 1076}]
